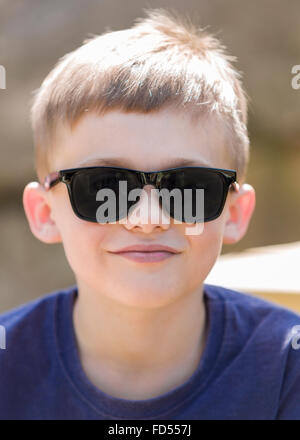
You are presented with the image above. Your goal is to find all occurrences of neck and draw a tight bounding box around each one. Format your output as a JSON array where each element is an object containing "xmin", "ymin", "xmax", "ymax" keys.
[{"xmin": 72, "ymin": 281, "xmax": 208, "ymax": 399}]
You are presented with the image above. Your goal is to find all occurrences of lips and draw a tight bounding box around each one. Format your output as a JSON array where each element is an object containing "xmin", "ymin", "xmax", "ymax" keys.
[
  {"xmin": 110, "ymin": 244, "xmax": 181, "ymax": 253},
  {"xmin": 108, "ymin": 243, "xmax": 182, "ymax": 263}
]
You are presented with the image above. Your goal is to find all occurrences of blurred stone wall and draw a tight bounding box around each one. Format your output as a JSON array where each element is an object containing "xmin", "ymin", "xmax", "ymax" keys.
[{"xmin": 0, "ymin": 0, "xmax": 300, "ymax": 311}]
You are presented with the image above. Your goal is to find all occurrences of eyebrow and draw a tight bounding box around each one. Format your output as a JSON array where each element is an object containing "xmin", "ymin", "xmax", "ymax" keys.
[{"xmin": 75, "ymin": 157, "xmax": 213, "ymax": 169}]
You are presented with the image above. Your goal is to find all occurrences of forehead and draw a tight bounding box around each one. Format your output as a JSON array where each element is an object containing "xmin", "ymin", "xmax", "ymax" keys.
[{"xmin": 49, "ymin": 108, "xmax": 232, "ymax": 171}]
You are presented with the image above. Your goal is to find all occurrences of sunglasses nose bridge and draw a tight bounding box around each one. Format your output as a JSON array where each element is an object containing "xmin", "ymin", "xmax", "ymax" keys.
[{"xmin": 141, "ymin": 171, "xmax": 160, "ymax": 187}]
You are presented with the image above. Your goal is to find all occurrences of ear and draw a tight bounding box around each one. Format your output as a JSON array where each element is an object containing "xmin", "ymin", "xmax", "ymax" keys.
[
  {"xmin": 222, "ymin": 183, "xmax": 256, "ymax": 244},
  {"xmin": 23, "ymin": 182, "xmax": 62, "ymax": 244}
]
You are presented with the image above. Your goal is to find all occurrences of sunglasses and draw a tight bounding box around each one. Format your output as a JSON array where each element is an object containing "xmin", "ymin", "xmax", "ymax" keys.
[{"xmin": 43, "ymin": 166, "xmax": 238, "ymax": 224}]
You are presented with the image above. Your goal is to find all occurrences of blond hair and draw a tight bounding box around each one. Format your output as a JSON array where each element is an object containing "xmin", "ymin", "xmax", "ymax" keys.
[{"xmin": 30, "ymin": 8, "xmax": 249, "ymax": 183}]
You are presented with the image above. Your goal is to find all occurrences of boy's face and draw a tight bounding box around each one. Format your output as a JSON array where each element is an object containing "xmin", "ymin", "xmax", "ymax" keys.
[{"xmin": 24, "ymin": 108, "xmax": 255, "ymax": 308}]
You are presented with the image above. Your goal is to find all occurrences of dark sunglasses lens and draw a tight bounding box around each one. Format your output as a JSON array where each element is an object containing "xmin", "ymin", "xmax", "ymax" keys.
[
  {"xmin": 70, "ymin": 169, "xmax": 140, "ymax": 222},
  {"xmin": 159, "ymin": 168, "xmax": 226, "ymax": 222}
]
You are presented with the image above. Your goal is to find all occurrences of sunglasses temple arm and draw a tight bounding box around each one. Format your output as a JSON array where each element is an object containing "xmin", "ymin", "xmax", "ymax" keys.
[{"xmin": 43, "ymin": 172, "xmax": 60, "ymax": 191}]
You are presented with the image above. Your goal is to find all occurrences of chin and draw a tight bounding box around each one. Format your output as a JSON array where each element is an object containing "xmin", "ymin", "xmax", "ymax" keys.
[{"xmin": 109, "ymin": 283, "xmax": 183, "ymax": 309}]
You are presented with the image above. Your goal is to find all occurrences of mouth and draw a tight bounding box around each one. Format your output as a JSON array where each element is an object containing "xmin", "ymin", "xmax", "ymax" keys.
[{"xmin": 108, "ymin": 244, "xmax": 182, "ymax": 263}]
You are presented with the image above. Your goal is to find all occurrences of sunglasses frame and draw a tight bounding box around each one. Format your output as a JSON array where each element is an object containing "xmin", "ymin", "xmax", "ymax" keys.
[{"xmin": 43, "ymin": 166, "xmax": 238, "ymax": 223}]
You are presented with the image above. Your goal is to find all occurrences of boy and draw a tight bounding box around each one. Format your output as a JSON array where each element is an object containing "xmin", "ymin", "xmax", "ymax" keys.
[{"xmin": 1, "ymin": 8, "xmax": 300, "ymax": 420}]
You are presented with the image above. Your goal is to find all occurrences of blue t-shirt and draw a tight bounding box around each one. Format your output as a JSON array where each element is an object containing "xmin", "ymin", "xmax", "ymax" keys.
[{"xmin": 0, "ymin": 283, "xmax": 300, "ymax": 420}]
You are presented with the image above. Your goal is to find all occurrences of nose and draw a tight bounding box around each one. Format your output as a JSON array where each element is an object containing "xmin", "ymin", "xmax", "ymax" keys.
[{"xmin": 121, "ymin": 184, "xmax": 171, "ymax": 233}]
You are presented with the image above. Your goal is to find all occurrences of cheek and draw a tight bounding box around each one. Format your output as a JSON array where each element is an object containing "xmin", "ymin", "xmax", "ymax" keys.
[
  {"xmin": 186, "ymin": 220, "xmax": 225, "ymax": 284},
  {"xmin": 64, "ymin": 222, "xmax": 110, "ymax": 274},
  {"xmin": 52, "ymin": 197, "xmax": 110, "ymax": 275}
]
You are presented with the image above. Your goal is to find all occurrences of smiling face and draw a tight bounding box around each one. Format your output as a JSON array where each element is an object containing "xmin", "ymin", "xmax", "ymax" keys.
[{"xmin": 24, "ymin": 107, "xmax": 255, "ymax": 308}]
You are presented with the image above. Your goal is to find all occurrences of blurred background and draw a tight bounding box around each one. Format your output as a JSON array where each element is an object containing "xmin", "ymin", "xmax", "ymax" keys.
[{"xmin": 0, "ymin": 0, "xmax": 300, "ymax": 312}]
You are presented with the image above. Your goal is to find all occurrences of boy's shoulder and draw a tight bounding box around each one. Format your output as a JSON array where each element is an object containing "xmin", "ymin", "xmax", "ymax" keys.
[
  {"xmin": 204, "ymin": 284, "xmax": 300, "ymax": 419},
  {"xmin": 205, "ymin": 282, "xmax": 300, "ymax": 318},
  {"xmin": 204, "ymin": 282, "xmax": 300, "ymax": 346},
  {"xmin": 204, "ymin": 284, "xmax": 300, "ymax": 324},
  {"xmin": 0, "ymin": 285, "xmax": 77, "ymax": 349},
  {"xmin": 0, "ymin": 285, "xmax": 77, "ymax": 419},
  {"xmin": 0, "ymin": 285, "xmax": 76, "ymax": 320}
]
